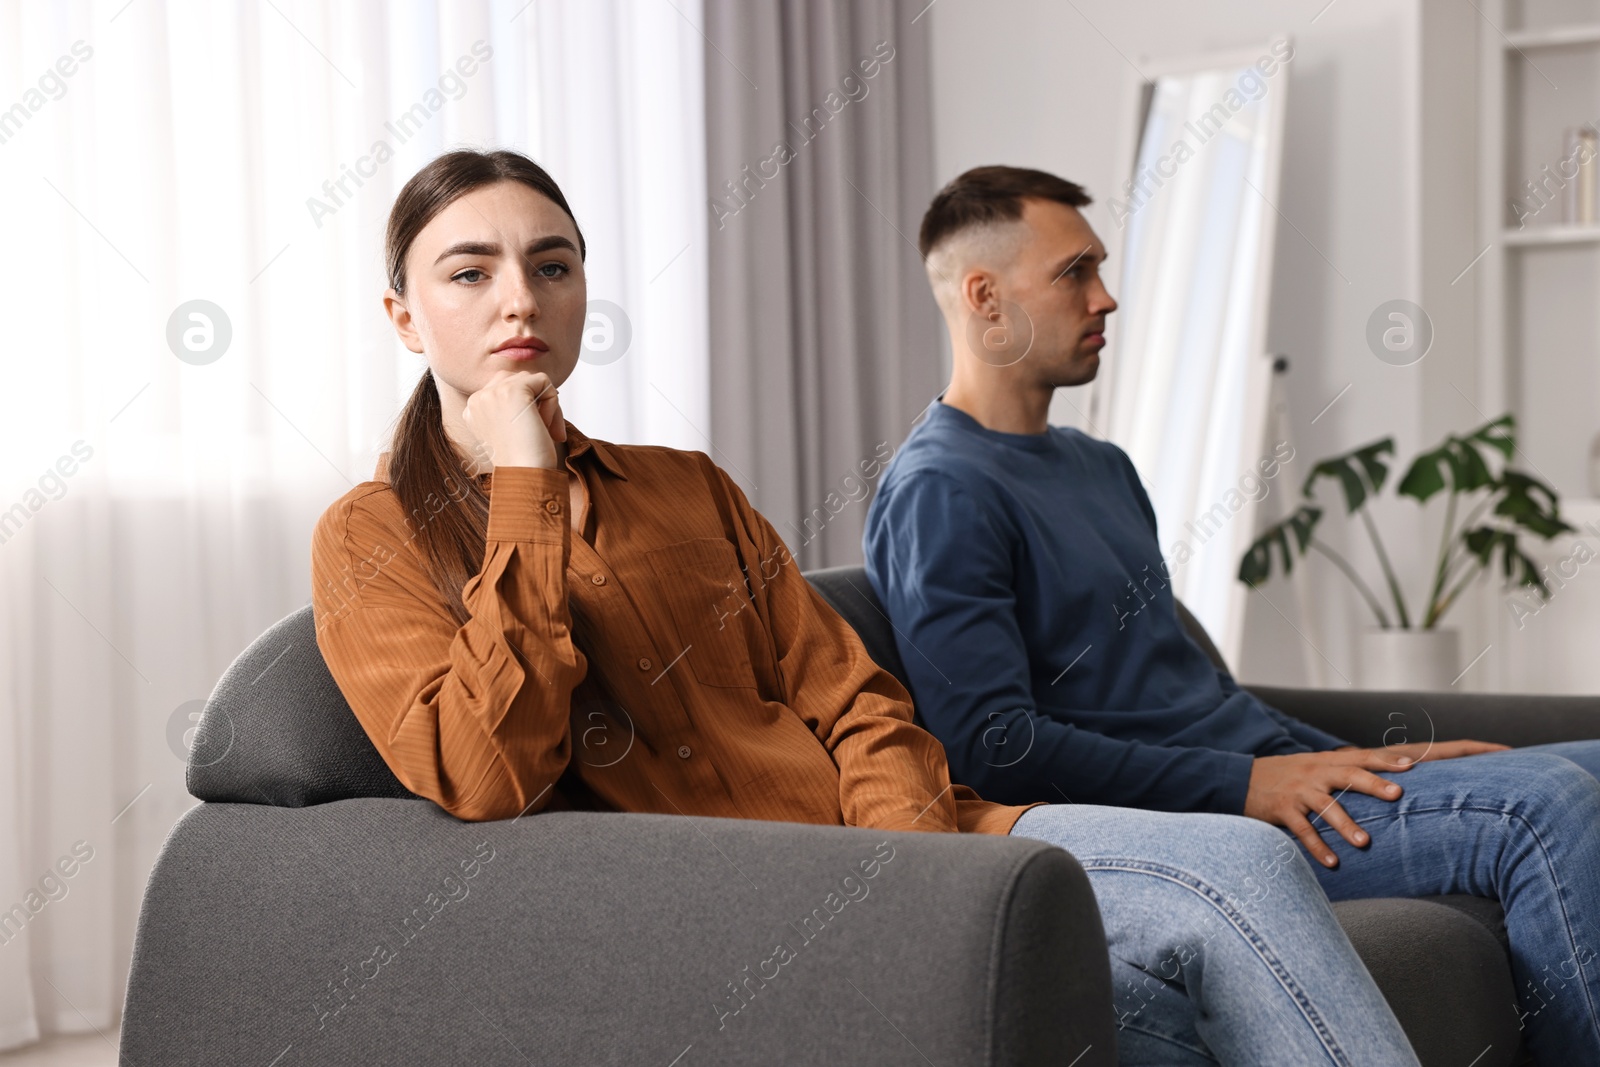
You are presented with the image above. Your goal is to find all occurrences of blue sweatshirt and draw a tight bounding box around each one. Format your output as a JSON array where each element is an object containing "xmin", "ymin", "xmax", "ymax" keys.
[{"xmin": 862, "ymin": 400, "xmax": 1349, "ymax": 815}]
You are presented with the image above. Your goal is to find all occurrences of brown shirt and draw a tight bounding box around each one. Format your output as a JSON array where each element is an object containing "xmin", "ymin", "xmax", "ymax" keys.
[{"xmin": 309, "ymin": 420, "xmax": 1042, "ymax": 834}]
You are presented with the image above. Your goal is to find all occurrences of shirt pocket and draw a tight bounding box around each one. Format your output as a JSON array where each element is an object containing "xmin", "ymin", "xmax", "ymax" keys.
[{"xmin": 644, "ymin": 537, "xmax": 763, "ymax": 689}]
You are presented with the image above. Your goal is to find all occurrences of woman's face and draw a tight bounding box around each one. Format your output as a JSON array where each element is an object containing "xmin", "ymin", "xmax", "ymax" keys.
[{"xmin": 385, "ymin": 180, "xmax": 587, "ymax": 397}]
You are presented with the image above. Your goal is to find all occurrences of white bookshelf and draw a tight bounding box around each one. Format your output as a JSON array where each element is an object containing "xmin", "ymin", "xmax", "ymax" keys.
[
  {"xmin": 1479, "ymin": 0, "xmax": 1600, "ymax": 692},
  {"xmin": 1480, "ymin": 2, "xmax": 1600, "ymax": 499},
  {"xmin": 1503, "ymin": 222, "xmax": 1600, "ymax": 244},
  {"xmin": 1505, "ymin": 22, "xmax": 1600, "ymax": 48}
]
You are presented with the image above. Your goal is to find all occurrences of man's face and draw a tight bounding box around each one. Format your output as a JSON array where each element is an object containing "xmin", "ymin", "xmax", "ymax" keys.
[{"xmin": 983, "ymin": 198, "xmax": 1117, "ymax": 387}]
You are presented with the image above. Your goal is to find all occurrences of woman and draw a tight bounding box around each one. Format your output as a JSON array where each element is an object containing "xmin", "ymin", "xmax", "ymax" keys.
[{"xmin": 309, "ymin": 148, "xmax": 1419, "ymax": 1065}]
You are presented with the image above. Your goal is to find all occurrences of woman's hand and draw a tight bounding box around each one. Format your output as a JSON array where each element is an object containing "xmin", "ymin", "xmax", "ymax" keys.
[{"xmin": 460, "ymin": 369, "xmax": 567, "ymax": 470}]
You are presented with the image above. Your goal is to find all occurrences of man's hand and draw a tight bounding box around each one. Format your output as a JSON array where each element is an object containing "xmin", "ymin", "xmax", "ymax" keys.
[
  {"xmin": 1245, "ymin": 749, "xmax": 1412, "ymax": 869},
  {"xmin": 1249, "ymin": 740, "xmax": 1512, "ymax": 868},
  {"xmin": 1338, "ymin": 739, "xmax": 1509, "ymax": 767}
]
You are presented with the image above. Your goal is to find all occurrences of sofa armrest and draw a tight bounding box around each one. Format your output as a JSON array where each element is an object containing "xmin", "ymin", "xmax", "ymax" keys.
[
  {"xmin": 121, "ymin": 799, "xmax": 1115, "ymax": 1066},
  {"xmin": 1247, "ymin": 685, "xmax": 1600, "ymax": 749}
]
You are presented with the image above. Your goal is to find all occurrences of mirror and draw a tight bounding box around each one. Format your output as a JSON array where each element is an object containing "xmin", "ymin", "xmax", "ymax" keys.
[{"xmin": 1092, "ymin": 39, "xmax": 1293, "ymax": 665}]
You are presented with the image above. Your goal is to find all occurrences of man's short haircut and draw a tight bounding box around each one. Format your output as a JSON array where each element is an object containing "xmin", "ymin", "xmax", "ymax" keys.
[{"xmin": 918, "ymin": 165, "xmax": 1092, "ymax": 261}]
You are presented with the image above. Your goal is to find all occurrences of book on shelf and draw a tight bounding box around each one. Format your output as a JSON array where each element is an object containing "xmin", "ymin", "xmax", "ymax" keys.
[{"xmin": 1562, "ymin": 126, "xmax": 1599, "ymax": 225}]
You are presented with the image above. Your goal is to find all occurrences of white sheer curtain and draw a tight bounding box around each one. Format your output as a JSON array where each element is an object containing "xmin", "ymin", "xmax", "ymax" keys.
[
  {"xmin": 1099, "ymin": 61, "xmax": 1284, "ymax": 666},
  {"xmin": 0, "ymin": 0, "xmax": 706, "ymax": 1047}
]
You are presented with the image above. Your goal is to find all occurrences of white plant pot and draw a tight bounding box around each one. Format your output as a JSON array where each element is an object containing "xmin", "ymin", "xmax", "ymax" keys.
[{"xmin": 1358, "ymin": 628, "xmax": 1461, "ymax": 690}]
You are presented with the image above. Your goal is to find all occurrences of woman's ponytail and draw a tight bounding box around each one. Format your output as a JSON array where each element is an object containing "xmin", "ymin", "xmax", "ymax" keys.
[{"xmin": 386, "ymin": 367, "xmax": 487, "ymax": 626}]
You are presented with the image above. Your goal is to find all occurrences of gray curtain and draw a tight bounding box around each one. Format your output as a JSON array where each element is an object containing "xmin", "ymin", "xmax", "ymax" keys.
[{"xmin": 703, "ymin": 0, "xmax": 940, "ymax": 569}]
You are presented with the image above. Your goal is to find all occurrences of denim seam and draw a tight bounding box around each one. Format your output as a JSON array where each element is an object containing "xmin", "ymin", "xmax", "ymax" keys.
[
  {"xmin": 1114, "ymin": 1016, "xmax": 1216, "ymax": 1061},
  {"xmin": 1083, "ymin": 857, "xmax": 1350, "ymax": 1067},
  {"xmin": 1334, "ymin": 800, "xmax": 1600, "ymax": 1043}
]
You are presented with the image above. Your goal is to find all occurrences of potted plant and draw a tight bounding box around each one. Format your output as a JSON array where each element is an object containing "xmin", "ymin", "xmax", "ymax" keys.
[{"xmin": 1238, "ymin": 414, "xmax": 1573, "ymax": 688}]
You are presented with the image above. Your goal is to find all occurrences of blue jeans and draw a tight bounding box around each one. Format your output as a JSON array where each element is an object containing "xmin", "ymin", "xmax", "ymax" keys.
[
  {"xmin": 1305, "ymin": 740, "xmax": 1600, "ymax": 1062},
  {"xmin": 1009, "ymin": 803, "xmax": 1420, "ymax": 1066}
]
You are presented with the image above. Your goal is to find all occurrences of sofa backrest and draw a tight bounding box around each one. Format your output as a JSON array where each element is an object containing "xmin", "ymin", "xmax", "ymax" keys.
[
  {"xmin": 188, "ymin": 565, "xmax": 1229, "ymax": 806},
  {"xmin": 1175, "ymin": 598, "xmax": 1228, "ymax": 672},
  {"xmin": 802, "ymin": 565, "xmax": 915, "ymax": 689}
]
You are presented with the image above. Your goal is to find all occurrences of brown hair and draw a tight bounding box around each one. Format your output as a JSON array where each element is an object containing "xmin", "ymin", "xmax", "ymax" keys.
[
  {"xmin": 384, "ymin": 149, "xmax": 587, "ymax": 624},
  {"xmin": 917, "ymin": 165, "xmax": 1091, "ymax": 260}
]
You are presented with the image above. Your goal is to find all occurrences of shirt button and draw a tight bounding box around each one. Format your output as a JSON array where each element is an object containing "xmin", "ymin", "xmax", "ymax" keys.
[
  {"xmin": 545, "ymin": 500, "xmax": 561, "ymax": 514},
  {"xmin": 591, "ymin": 573, "xmax": 606, "ymax": 586},
  {"xmin": 638, "ymin": 657, "xmax": 652, "ymax": 671},
  {"xmin": 677, "ymin": 745, "xmax": 692, "ymax": 759}
]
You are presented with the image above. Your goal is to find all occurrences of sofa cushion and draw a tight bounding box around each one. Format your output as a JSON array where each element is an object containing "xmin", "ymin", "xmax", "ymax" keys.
[
  {"xmin": 186, "ymin": 605, "xmax": 416, "ymax": 806},
  {"xmin": 1330, "ymin": 897, "xmax": 1520, "ymax": 1066}
]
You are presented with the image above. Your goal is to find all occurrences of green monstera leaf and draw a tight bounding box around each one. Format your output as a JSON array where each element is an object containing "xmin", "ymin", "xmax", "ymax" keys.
[
  {"xmin": 1302, "ymin": 439, "xmax": 1395, "ymax": 512},
  {"xmin": 1494, "ymin": 469, "xmax": 1573, "ymax": 540},
  {"xmin": 1398, "ymin": 415, "xmax": 1515, "ymax": 503},
  {"xmin": 1239, "ymin": 505, "xmax": 1322, "ymax": 587},
  {"xmin": 1463, "ymin": 526, "xmax": 1549, "ymax": 596}
]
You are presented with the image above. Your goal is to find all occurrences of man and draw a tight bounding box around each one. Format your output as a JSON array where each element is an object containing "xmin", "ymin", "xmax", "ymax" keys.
[{"xmin": 863, "ymin": 164, "xmax": 1600, "ymax": 1062}]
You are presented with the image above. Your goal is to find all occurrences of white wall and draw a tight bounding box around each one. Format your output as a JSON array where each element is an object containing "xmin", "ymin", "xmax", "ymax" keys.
[{"xmin": 929, "ymin": 0, "xmax": 1461, "ymax": 688}]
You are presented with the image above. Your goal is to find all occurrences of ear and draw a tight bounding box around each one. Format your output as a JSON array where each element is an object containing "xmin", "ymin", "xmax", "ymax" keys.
[
  {"xmin": 960, "ymin": 269, "xmax": 999, "ymax": 321},
  {"xmin": 383, "ymin": 288, "xmax": 426, "ymax": 354}
]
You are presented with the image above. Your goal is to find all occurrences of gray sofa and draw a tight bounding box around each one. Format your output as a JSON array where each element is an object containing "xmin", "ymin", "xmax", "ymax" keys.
[{"xmin": 118, "ymin": 564, "xmax": 1600, "ymax": 1065}]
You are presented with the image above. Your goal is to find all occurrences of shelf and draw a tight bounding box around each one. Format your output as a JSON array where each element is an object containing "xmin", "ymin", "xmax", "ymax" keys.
[
  {"xmin": 1503, "ymin": 224, "xmax": 1600, "ymax": 246},
  {"xmin": 1480, "ymin": 2, "xmax": 1600, "ymax": 693},
  {"xmin": 1505, "ymin": 23, "xmax": 1600, "ymax": 50}
]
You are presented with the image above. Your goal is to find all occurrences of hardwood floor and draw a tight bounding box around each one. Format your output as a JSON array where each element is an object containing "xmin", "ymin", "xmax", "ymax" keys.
[{"xmin": 0, "ymin": 1031, "xmax": 121, "ymax": 1066}]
